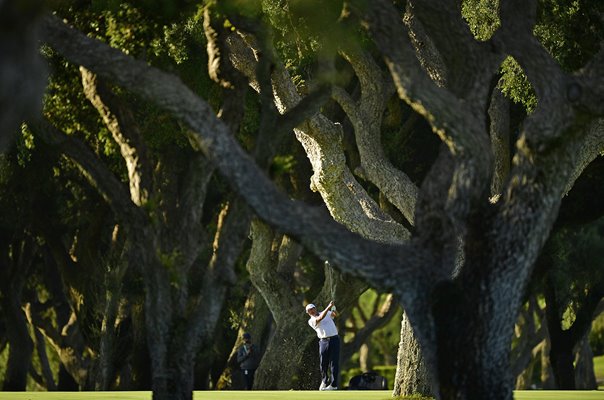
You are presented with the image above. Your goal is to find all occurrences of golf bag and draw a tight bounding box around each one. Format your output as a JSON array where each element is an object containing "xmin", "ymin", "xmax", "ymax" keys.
[{"xmin": 348, "ymin": 371, "xmax": 388, "ymax": 390}]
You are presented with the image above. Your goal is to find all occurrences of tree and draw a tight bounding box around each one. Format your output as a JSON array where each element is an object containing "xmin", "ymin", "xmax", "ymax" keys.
[
  {"xmin": 15, "ymin": 3, "xmax": 252, "ymax": 398},
  {"xmin": 0, "ymin": 152, "xmax": 37, "ymax": 390},
  {"xmin": 541, "ymin": 220, "xmax": 604, "ymax": 389},
  {"xmin": 4, "ymin": 0, "xmax": 604, "ymax": 399},
  {"xmin": 511, "ymin": 155, "xmax": 604, "ymax": 390},
  {"xmin": 244, "ymin": 219, "xmax": 367, "ymax": 389},
  {"xmin": 0, "ymin": 0, "xmax": 47, "ymax": 151}
]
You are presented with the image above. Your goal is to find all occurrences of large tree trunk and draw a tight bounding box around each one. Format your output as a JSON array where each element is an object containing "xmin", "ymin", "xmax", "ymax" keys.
[
  {"xmin": 540, "ymin": 336, "xmax": 556, "ymax": 389},
  {"xmin": 254, "ymin": 321, "xmax": 320, "ymax": 390},
  {"xmin": 24, "ymin": 303, "xmax": 57, "ymax": 390},
  {"xmin": 430, "ymin": 277, "xmax": 515, "ymax": 400},
  {"xmin": 247, "ymin": 219, "xmax": 367, "ymax": 389},
  {"xmin": 216, "ymin": 288, "xmax": 272, "ymax": 390},
  {"xmin": 515, "ymin": 352, "xmax": 538, "ymax": 390},
  {"xmin": 245, "ymin": 219, "xmax": 317, "ymax": 389},
  {"xmin": 146, "ymin": 200, "xmax": 248, "ymax": 400},
  {"xmin": 548, "ymin": 330, "xmax": 575, "ymax": 389},
  {"xmin": 1, "ymin": 288, "xmax": 34, "ymax": 390},
  {"xmin": 574, "ymin": 332, "xmax": 597, "ymax": 390},
  {"xmin": 544, "ymin": 275, "xmax": 604, "ymax": 390},
  {"xmin": 0, "ymin": 236, "xmax": 36, "ymax": 391},
  {"xmin": 57, "ymin": 365, "xmax": 79, "ymax": 391},
  {"xmin": 511, "ymin": 298, "xmax": 546, "ymax": 389},
  {"xmin": 29, "ymin": 244, "xmax": 94, "ymax": 389},
  {"xmin": 142, "ymin": 263, "xmax": 185, "ymax": 400},
  {"xmin": 0, "ymin": 0, "xmax": 47, "ymax": 150},
  {"xmin": 393, "ymin": 311, "xmax": 435, "ymax": 397},
  {"xmin": 96, "ymin": 226, "xmax": 128, "ymax": 390}
]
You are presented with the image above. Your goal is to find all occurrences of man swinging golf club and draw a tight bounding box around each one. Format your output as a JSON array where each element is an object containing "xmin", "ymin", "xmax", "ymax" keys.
[{"xmin": 306, "ymin": 300, "xmax": 339, "ymax": 390}]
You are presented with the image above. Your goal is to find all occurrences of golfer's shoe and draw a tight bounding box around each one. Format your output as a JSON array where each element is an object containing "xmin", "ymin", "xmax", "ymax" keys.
[
  {"xmin": 325, "ymin": 385, "xmax": 338, "ymax": 390},
  {"xmin": 319, "ymin": 381, "xmax": 328, "ymax": 390}
]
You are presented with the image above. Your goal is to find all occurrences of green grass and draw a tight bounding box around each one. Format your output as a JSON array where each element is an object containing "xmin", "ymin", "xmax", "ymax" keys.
[
  {"xmin": 0, "ymin": 393, "xmax": 383, "ymax": 400},
  {"xmin": 1, "ymin": 391, "xmax": 604, "ymax": 400},
  {"xmin": 515, "ymin": 392, "xmax": 604, "ymax": 400},
  {"xmin": 595, "ymin": 354, "xmax": 604, "ymax": 388}
]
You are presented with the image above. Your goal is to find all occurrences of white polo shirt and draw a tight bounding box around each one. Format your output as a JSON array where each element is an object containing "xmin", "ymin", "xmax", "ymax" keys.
[{"xmin": 308, "ymin": 311, "xmax": 338, "ymax": 339}]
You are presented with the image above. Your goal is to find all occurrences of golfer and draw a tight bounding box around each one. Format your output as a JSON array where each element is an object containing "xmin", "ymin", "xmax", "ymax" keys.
[{"xmin": 306, "ymin": 300, "xmax": 339, "ymax": 390}]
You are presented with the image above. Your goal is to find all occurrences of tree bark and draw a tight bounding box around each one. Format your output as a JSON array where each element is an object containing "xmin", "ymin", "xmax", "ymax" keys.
[
  {"xmin": 244, "ymin": 219, "xmax": 310, "ymax": 389},
  {"xmin": 511, "ymin": 297, "xmax": 546, "ymax": 384},
  {"xmin": 96, "ymin": 255, "xmax": 128, "ymax": 390},
  {"xmin": 540, "ymin": 335, "xmax": 556, "ymax": 389},
  {"xmin": 574, "ymin": 332, "xmax": 597, "ymax": 390},
  {"xmin": 24, "ymin": 303, "xmax": 57, "ymax": 390},
  {"xmin": 216, "ymin": 287, "xmax": 272, "ymax": 390},
  {"xmin": 0, "ymin": 0, "xmax": 47, "ymax": 150},
  {"xmin": 488, "ymin": 87, "xmax": 511, "ymax": 197},
  {"xmin": 0, "ymin": 235, "xmax": 36, "ymax": 391},
  {"xmin": 545, "ymin": 271, "xmax": 604, "ymax": 390},
  {"xmin": 1, "ymin": 284, "xmax": 34, "ymax": 391},
  {"xmin": 432, "ymin": 282, "xmax": 516, "ymax": 400},
  {"xmin": 247, "ymin": 219, "xmax": 367, "ymax": 389},
  {"xmin": 393, "ymin": 311, "xmax": 435, "ymax": 397},
  {"xmin": 548, "ymin": 330, "xmax": 575, "ymax": 389}
]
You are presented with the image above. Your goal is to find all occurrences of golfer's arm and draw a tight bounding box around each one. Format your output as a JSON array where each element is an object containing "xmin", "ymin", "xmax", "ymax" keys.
[{"xmin": 316, "ymin": 308, "xmax": 330, "ymax": 323}]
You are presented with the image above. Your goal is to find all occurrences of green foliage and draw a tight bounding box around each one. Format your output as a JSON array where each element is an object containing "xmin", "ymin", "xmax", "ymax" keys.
[
  {"xmin": 546, "ymin": 218, "xmax": 604, "ymax": 328},
  {"xmin": 270, "ymin": 154, "xmax": 297, "ymax": 176},
  {"xmin": 158, "ymin": 249, "xmax": 186, "ymax": 288},
  {"xmin": 44, "ymin": 0, "xmax": 219, "ymax": 185},
  {"xmin": 344, "ymin": 289, "xmax": 401, "ymax": 370},
  {"xmin": 214, "ymin": 0, "xmax": 263, "ymax": 19},
  {"xmin": 256, "ymin": 0, "xmax": 361, "ymax": 89},
  {"xmin": 0, "ymin": 344, "xmax": 7, "ymax": 388},
  {"xmin": 462, "ymin": 0, "xmax": 500, "ymax": 41},
  {"xmin": 591, "ymin": 313, "xmax": 604, "ymax": 356},
  {"xmin": 500, "ymin": 57, "xmax": 538, "ymax": 113},
  {"xmin": 18, "ymin": 124, "xmax": 35, "ymax": 164},
  {"xmin": 43, "ymin": 60, "xmax": 112, "ymax": 151},
  {"xmin": 88, "ymin": 0, "xmax": 198, "ymax": 22},
  {"xmin": 460, "ymin": 1, "xmax": 534, "ymax": 112},
  {"xmin": 464, "ymin": 0, "xmax": 604, "ymax": 112},
  {"xmin": 534, "ymin": 0, "xmax": 604, "ymax": 72}
]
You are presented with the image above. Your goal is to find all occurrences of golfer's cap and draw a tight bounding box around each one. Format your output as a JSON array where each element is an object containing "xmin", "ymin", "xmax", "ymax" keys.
[
  {"xmin": 305, "ymin": 303, "xmax": 316, "ymax": 312},
  {"xmin": 243, "ymin": 332, "xmax": 251, "ymax": 339}
]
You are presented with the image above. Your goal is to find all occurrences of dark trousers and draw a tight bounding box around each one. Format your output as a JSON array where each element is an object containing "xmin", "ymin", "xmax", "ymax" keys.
[
  {"xmin": 319, "ymin": 335, "xmax": 340, "ymax": 387},
  {"xmin": 242, "ymin": 369, "xmax": 255, "ymax": 390}
]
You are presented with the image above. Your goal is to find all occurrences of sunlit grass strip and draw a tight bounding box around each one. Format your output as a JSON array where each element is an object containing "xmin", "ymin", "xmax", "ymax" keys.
[
  {"xmin": 595, "ymin": 354, "xmax": 604, "ymax": 389},
  {"xmin": 1, "ymin": 391, "xmax": 604, "ymax": 400}
]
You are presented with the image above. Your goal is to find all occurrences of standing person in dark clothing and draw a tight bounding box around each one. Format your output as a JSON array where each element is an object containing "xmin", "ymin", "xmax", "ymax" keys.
[{"xmin": 236, "ymin": 332, "xmax": 260, "ymax": 390}]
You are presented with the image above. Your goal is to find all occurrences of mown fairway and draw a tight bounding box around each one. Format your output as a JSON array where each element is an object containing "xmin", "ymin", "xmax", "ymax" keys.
[
  {"xmin": 1, "ymin": 391, "xmax": 604, "ymax": 400},
  {"xmin": 596, "ymin": 355, "xmax": 604, "ymax": 389}
]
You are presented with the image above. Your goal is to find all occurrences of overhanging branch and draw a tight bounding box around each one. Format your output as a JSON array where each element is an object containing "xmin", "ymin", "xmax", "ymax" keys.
[
  {"xmin": 40, "ymin": 14, "xmax": 438, "ymax": 310},
  {"xmin": 31, "ymin": 118, "xmax": 140, "ymax": 223}
]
